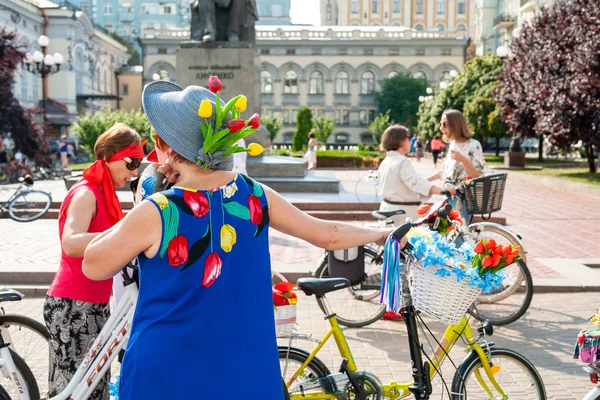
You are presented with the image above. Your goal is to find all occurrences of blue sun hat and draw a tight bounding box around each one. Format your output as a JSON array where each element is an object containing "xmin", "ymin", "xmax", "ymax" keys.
[{"xmin": 142, "ymin": 76, "xmax": 263, "ymax": 171}]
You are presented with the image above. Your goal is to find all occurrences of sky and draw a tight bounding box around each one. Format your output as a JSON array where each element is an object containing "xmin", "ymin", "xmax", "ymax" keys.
[{"xmin": 290, "ymin": 0, "xmax": 321, "ymax": 26}]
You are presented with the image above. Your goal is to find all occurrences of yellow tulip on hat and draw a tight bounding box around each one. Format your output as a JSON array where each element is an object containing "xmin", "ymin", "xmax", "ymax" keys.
[
  {"xmin": 235, "ymin": 95, "xmax": 247, "ymax": 112},
  {"xmin": 198, "ymin": 99, "xmax": 212, "ymax": 119},
  {"xmin": 247, "ymin": 143, "xmax": 264, "ymax": 156}
]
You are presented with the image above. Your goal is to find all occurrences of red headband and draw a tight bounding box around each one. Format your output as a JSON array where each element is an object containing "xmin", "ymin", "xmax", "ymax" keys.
[{"xmin": 83, "ymin": 143, "xmax": 144, "ymax": 226}]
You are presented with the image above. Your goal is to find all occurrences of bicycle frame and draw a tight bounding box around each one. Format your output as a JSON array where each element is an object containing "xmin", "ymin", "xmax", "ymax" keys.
[
  {"xmin": 284, "ymin": 300, "xmax": 507, "ymax": 400},
  {"xmin": 0, "ymin": 184, "xmax": 28, "ymax": 210}
]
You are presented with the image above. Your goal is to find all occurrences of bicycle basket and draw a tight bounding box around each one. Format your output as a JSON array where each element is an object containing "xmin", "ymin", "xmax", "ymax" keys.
[
  {"xmin": 272, "ymin": 271, "xmax": 297, "ymax": 337},
  {"xmin": 462, "ymin": 173, "xmax": 507, "ymax": 215},
  {"xmin": 410, "ymin": 261, "xmax": 481, "ymax": 325}
]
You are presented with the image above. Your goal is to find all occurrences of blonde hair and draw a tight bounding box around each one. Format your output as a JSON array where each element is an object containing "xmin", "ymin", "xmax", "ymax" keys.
[{"xmin": 443, "ymin": 109, "xmax": 472, "ymax": 141}]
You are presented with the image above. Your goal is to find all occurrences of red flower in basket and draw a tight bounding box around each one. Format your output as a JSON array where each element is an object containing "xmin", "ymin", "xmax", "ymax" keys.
[
  {"xmin": 273, "ymin": 282, "xmax": 297, "ymax": 307},
  {"xmin": 474, "ymin": 241, "xmax": 485, "ymax": 255},
  {"xmin": 417, "ymin": 204, "xmax": 431, "ymax": 216}
]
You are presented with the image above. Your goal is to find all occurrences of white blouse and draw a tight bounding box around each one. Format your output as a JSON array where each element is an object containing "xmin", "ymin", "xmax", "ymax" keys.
[
  {"xmin": 377, "ymin": 151, "xmax": 433, "ymax": 203},
  {"xmin": 440, "ymin": 139, "xmax": 487, "ymax": 188}
]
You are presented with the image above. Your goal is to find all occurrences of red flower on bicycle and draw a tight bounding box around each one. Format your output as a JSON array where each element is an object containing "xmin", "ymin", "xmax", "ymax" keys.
[{"xmin": 417, "ymin": 204, "xmax": 431, "ymax": 216}]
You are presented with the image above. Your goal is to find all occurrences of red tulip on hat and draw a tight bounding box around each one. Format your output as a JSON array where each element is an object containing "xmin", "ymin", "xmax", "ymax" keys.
[
  {"xmin": 227, "ymin": 119, "xmax": 246, "ymax": 133},
  {"xmin": 208, "ymin": 76, "xmax": 223, "ymax": 93},
  {"xmin": 248, "ymin": 113, "xmax": 261, "ymax": 129}
]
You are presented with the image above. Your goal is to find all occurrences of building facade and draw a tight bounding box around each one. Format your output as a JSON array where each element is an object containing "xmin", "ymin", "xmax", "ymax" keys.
[
  {"xmin": 1, "ymin": 0, "xmax": 130, "ymax": 138},
  {"xmin": 256, "ymin": 0, "xmax": 292, "ymax": 25},
  {"xmin": 139, "ymin": 25, "xmax": 468, "ymax": 145}
]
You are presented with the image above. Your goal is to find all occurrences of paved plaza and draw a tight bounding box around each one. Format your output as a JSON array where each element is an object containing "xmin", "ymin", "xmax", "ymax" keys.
[{"xmin": 0, "ymin": 161, "xmax": 599, "ymax": 399}]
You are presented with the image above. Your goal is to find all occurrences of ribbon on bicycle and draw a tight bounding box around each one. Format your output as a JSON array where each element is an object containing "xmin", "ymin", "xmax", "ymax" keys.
[{"xmin": 380, "ymin": 235, "xmax": 403, "ymax": 313}]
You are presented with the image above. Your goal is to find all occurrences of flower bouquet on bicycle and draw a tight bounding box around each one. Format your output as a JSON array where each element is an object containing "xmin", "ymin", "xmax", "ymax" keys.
[{"xmin": 572, "ymin": 310, "xmax": 600, "ymax": 399}]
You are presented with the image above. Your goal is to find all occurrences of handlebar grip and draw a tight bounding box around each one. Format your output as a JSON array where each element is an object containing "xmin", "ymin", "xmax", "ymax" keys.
[
  {"xmin": 437, "ymin": 203, "xmax": 453, "ymax": 219},
  {"xmin": 440, "ymin": 190, "xmax": 452, "ymax": 197},
  {"xmin": 391, "ymin": 222, "xmax": 412, "ymax": 240}
]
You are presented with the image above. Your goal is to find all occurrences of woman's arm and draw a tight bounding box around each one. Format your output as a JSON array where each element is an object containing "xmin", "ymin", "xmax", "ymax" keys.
[
  {"xmin": 427, "ymin": 172, "xmax": 441, "ymax": 182},
  {"xmin": 451, "ymin": 151, "xmax": 483, "ymax": 178},
  {"xmin": 265, "ymin": 186, "xmax": 392, "ymax": 250},
  {"xmin": 61, "ymin": 190, "xmax": 99, "ymax": 257},
  {"xmin": 83, "ymin": 201, "xmax": 161, "ymax": 280}
]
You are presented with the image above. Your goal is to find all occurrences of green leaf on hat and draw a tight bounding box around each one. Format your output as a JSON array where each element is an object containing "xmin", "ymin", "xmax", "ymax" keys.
[
  {"xmin": 203, "ymin": 124, "xmax": 213, "ymax": 153},
  {"xmin": 215, "ymin": 92, "xmax": 223, "ymax": 129},
  {"xmin": 221, "ymin": 95, "xmax": 242, "ymax": 121}
]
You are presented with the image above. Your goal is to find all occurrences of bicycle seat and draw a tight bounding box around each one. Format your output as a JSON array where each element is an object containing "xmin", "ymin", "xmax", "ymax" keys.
[
  {"xmin": 296, "ymin": 278, "xmax": 350, "ymax": 297},
  {"xmin": 0, "ymin": 289, "xmax": 24, "ymax": 303},
  {"xmin": 371, "ymin": 210, "xmax": 406, "ymax": 221},
  {"xmin": 18, "ymin": 175, "xmax": 34, "ymax": 185}
]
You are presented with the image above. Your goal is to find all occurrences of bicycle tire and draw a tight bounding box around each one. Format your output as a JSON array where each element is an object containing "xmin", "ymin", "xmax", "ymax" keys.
[
  {"xmin": 0, "ymin": 348, "xmax": 40, "ymax": 400},
  {"xmin": 0, "ymin": 315, "xmax": 50, "ymax": 395},
  {"xmin": 314, "ymin": 247, "xmax": 387, "ymax": 328},
  {"xmin": 278, "ymin": 346, "xmax": 331, "ymax": 386},
  {"xmin": 451, "ymin": 347, "xmax": 546, "ymax": 400},
  {"xmin": 7, "ymin": 190, "xmax": 52, "ymax": 222},
  {"xmin": 0, "ymin": 385, "xmax": 9, "ymax": 400}
]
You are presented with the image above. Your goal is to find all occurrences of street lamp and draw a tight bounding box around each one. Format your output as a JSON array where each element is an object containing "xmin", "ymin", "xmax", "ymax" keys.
[
  {"xmin": 152, "ymin": 73, "xmax": 161, "ymax": 81},
  {"xmin": 449, "ymin": 70, "xmax": 458, "ymax": 78},
  {"xmin": 24, "ymin": 35, "xmax": 63, "ymax": 137},
  {"xmin": 496, "ymin": 45, "xmax": 509, "ymax": 58},
  {"xmin": 418, "ymin": 96, "xmax": 425, "ymax": 102},
  {"xmin": 439, "ymin": 81, "xmax": 449, "ymax": 90},
  {"xmin": 426, "ymin": 87, "xmax": 433, "ymax": 95}
]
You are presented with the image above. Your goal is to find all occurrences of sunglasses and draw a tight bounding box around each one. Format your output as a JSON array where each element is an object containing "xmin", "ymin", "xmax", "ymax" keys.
[
  {"xmin": 441, "ymin": 121, "xmax": 447, "ymax": 127},
  {"xmin": 123, "ymin": 157, "xmax": 142, "ymax": 171}
]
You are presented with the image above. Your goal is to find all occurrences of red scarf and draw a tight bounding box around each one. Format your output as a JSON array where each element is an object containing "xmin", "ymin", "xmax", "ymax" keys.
[{"xmin": 83, "ymin": 144, "xmax": 144, "ymax": 225}]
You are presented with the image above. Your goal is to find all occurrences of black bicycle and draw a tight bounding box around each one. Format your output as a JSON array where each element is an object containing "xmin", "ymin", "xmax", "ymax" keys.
[{"xmin": 0, "ymin": 176, "xmax": 52, "ymax": 222}]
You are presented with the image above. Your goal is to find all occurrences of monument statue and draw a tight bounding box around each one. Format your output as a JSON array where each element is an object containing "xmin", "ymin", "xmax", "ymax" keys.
[{"xmin": 190, "ymin": 0, "xmax": 258, "ymax": 44}]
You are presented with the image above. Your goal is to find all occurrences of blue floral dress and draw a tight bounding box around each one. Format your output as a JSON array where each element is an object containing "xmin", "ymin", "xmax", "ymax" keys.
[{"xmin": 118, "ymin": 174, "xmax": 283, "ymax": 400}]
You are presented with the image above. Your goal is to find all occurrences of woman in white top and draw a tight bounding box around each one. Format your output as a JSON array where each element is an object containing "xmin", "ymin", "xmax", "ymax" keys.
[
  {"xmin": 428, "ymin": 109, "xmax": 487, "ymax": 222},
  {"xmin": 377, "ymin": 125, "xmax": 443, "ymax": 225},
  {"xmin": 305, "ymin": 132, "xmax": 319, "ymax": 170}
]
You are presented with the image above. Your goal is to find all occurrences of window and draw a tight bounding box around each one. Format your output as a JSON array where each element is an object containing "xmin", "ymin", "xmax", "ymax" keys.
[
  {"xmin": 413, "ymin": 71, "xmax": 427, "ymax": 80},
  {"xmin": 309, "ymin": 71, "xmax": 324, "ymax": 95},
  {"xmin": 359, "ymin": 110, "xmax": 376, "ymax": 125},
  {"xmin": 158, "ymin": 47, "xmax": 168, "ymax": 54},
  {"xmin": 335, "ymin": 71, "xmax": 350, "ymax": 95},
  {"xmin": 122, "ymin": 83, "xmax": 129, "ymax": 96},
  {"xmin": 104, "ymin": 3, "xmax": 112, "ymax": 15},
  {"xmin": 290, "ymin": 109, "xmax": 298, "ymax": 124},
  {"xmin": 393, "ymin": 0, "xmax": 401, "ymax": 12},
  {"xmin": 341, "ymin": 109, "xmax": 350, "ymax": 124},
  {"xmin": 335, "ymin": 133, "xmax": 349, "ymax": 143},
  {"xmin": 261, "ymin": 70, "xmax": 272, "ymax": 94},
  {"xmin": 160, "ymin": 4, "xmax": 176, "ymax": 15},
  {"xmin": 415, "ymin": 0, "xmax": 424, "ymax": 14},
  {"xmin": 142, "ymin": 3, "xmax": 159, "ymax": 14},
  {"xmin": 436, "ymin": 24, "xmax": 445, "ymax": 31},
  {"xmin": 440, "ymin": 71, "xmax": 451, "ymax": 81},
  {"xmin": 284, "ymin": 70, "xmax": 298, "ymax": 94},
  {"xmin": 387, "ymin": 70, "xmax": 399, "ymax": 79},
  {"xmin": 437, "ymin": 0, "xmax": 445, "ymax": 14},
  {"xmin": 416, "ymin": 48, "xmax": 425, "ymax": 56},
  {"xmin": 458, "ymin": 0, "xmax": 466, "ymax": 14},
  {"xmin": 81, "ymin": 3, "xmax": 90, "ymax": 13},
  {"xmin": 360, "ymin": 132, "xmax": 375, "ymax": 144},
  {"xmin": 456, "ymin": 24, "xmax": 467, "ymax": 31},
  {"xmin": 272, "ymin": 4, "xmax": 282, "ymax": 17},
  {"xmin": 372, "ymin": 0, "xmax": 379, "ymax": 13},
  {"xmin": 351, "ymin": 0, "xmax": 359, "ymax": 13},
  {"xmin": 414, "ymin": 24, "xmax": 425, "ymax": 31},
  {"xmin": 104, "ymin": 24, "xmax": 114, "ymax": 31},
  {"xmin": 442, "ymin": 48, "xmax": 452, "ymax": 56},
  {"xmin": 286, "ymin": 48, "xmax": 296, "ymax": 55},
  {"xmin": 360, "ymin": 71, "xmax": 375, "ymax": 95}
]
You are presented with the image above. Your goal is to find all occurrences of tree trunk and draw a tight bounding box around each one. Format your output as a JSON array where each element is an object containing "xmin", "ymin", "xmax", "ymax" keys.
[
  {"xmin": 495, "ymin": 136, "xmax": 500, "ymax": 157},
  {"xmin": 538, "ymin": 135, "xmax": 544, "ymax": 162},
  {"xmin": 585, "ymin": 144, "xmax": 597, "ymax": 173}
]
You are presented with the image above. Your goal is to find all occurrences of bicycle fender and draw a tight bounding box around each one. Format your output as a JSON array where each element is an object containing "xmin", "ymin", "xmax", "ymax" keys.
[
  {"xmin": 583, "ymin": 387, "xmax": 600, "ymax": 400},
  {"xmin": 468, "ymin": 222, "xmax": 526, "ymax": 253},
  {"xmin": 451, "ymin": 342, "xmax": 496, "ymax": 391}
]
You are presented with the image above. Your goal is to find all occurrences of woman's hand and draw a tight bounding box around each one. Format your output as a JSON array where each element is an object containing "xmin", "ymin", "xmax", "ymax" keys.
[
  {"xmin": 450, "ymin": 150, "xmax": 467, "ymax": 163},
  {"xmin": 444, "ymin": 185, "xmax": 457, "ymax": 196}
]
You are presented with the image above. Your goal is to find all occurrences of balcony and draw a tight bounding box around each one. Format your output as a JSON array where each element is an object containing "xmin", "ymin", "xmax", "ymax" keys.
[
  {"xmin": 493, "ymin": 13, "xmax": 517, "ymax": 30},
  {"xmin": 520, "ymin": 0, "xmax": 536, "ymax": 13}
]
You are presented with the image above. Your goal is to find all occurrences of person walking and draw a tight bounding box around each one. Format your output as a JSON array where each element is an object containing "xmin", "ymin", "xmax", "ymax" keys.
[
  {"xmin": 415, "ymin": 137, "xmax": 424, "ymax": 162},
  {"xmin": 59, "ymin": 135, "xmax": 69, "ymax": 169},
  {"xmin": 82, "ymin": 79, "xmax": 393, "ymax": 400},
  {"xmin": 44, "ymin": 123, "xmax": 143, "ymax": 400},
  {"xmin": 430, "ymin": 135, "xmax": 446, "ymax": 167},
  {"xmin": 305, "ymin": 131, "xmax": 319, "ymax": 170}
]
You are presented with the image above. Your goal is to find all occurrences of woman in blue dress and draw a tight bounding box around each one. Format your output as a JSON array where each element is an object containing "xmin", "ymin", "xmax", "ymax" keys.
[{"xmin": 82, "ymin": 78, "xmax": 392, "ymax": 399}]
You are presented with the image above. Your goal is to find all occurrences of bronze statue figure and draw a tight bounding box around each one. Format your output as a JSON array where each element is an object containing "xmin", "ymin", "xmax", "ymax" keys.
[{"xmin": 190, "ymin": 0, "xmax": 258, "ymax": 44}]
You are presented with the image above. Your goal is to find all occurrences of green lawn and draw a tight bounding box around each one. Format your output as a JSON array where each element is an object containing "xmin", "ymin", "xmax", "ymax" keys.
[
  {"xmin": 516, "ymin": 167, "xmax": 600, "ymax": 187},
  {"xmin": 68, "ymin": 162, "xmax": 93, "ymax": 170},
  {"xmin": 484, "ymin": 155, "xmax": 582, "ymax": 167}
]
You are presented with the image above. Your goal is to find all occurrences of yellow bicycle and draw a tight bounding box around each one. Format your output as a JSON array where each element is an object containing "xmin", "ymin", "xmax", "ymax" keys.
[{"xmin": 279, "ymin": 223, "xmax": 546, "ymax": 400}]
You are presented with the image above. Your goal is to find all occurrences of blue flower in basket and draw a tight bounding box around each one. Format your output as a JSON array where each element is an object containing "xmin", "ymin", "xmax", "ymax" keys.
[
  {"xmin": 435, "ymin": 268, "xmax": 452, "ymax": 278},
  {"xmin": 452, "ymin": 266, "xmax": 469, "ymax": 283},
  {"xmin": 422, "ymin": 253, "xmax": 439, "ymax": 268}
]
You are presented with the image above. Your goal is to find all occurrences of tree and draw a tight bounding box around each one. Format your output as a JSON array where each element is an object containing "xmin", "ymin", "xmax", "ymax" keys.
[
  {"xmin": 292, "ymin": 107, "xmax": 313, "ymax": 151},
  {"xmin": 110, "ymin": 32, "xmax": 140, "ymax": 66},
  {"xmin": 376, "ymin": 73, "xmax": 428, "ymax": 128},
  {"xmin": 496, "ymin": 0, "xmax": 600, "ymax": 172},
  {"xmin": 464, "ymin": 82, "xmax": 508, "ymax": 156},
  {"xmin": 369, "ymin": 111, "xmax": 394, "ymax": 144},
  {"xmin": 0, "ymin": 29, "xmax": 48, "ymax": 164},
  {"xmin": 312, "ymin": 116, "xmax": 336, "ymax": 144},
  {"xmin": 262, "ymin": 115, "xmax": 283, "ymax": 144},
  {"xmin": 74, "ymin": 109, "xmax": 151, "ymax": 156}
]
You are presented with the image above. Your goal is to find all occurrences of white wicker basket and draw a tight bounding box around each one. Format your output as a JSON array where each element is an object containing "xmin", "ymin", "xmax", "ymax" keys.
[
  {"xmin": 272, "ymin": 271, "xmax": 297, "ymax": 337},
  {"xmin": 410, "ymin": 261, "xmax": 481, "ymax": 325}
]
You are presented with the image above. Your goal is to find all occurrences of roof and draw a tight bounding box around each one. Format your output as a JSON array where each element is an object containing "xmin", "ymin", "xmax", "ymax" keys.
[{"xmin": 21, "ymin": 0, "xmax": 59, "ymax": 9}]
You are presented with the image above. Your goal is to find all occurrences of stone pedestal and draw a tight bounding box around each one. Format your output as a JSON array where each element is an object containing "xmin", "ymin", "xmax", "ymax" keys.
[{"xmin": 504, "ymin": 151, "xmax": 526, "ymax": 168}]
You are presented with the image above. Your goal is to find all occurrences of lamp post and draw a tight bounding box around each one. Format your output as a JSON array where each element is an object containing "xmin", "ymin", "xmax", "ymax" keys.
[{"xmin": 24, "ymin": 35, "xmax": 64, "ymax": 138}]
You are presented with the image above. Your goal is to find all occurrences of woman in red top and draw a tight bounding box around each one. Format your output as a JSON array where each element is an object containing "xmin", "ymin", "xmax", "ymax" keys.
[{"xmin": 44, "ymin": 123, "xmax": 143, "ymax": 399}]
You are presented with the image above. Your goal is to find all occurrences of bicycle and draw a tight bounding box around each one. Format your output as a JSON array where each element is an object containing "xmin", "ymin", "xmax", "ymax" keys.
[
  {"xmin": 582, "ymin": 363, "xmax": 600, "ymax": 400},
  {"xmin": 0, "ymin": 176, "xmax": 52, "ymax": 222},
  {"xmin": 280, "ymin": 222, "xmax": 546, "ymax": 400},
  {"xmin": 315, "ymin": 174, "xmax": 533, "ymax": 327}
]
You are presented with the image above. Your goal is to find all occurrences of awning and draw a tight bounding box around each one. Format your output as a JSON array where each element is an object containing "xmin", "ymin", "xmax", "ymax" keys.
[
  {"xmin": 76, "ymin": 94, "xmax": 121, "ymax": 100},
  {"xmin": 46, "ymin": 115, "xmax": 72, "ymax": 126}
]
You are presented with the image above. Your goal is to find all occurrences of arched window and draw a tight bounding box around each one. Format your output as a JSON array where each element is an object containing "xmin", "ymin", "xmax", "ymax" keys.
[
  {"xmin": 360, "ymin": 71, "xmax": 375, "ymax": 95},
  {"xmin": 387, "ymin": 70, "xmax": 399, "ymax": 79},
  {"xmin": 284, "ymin": 70, "xmax": 298, "ymax": 94},
  {"xmin": 335, "ymin": 71, "xmax": 350, "ymax": 94},
  {"xmin": 261, "ymin": 70, "xmax": 273, "ymax": 94},
  {"xmin": 413, "ymin": 70, "xmax": 427, "ymax": 80},
  {"xmin": 414, "ymin": 24, "xmax": 425, "ymax": 31},
  {"xmin": 439, "ymin": 70, "xmax": 451, "ymax": 82},
  {"xmin": 436, "ymin": 24, "xmax": 445, "ymax": 31},
  {"xmin": 456, "ymin": 24, "xmax": 467, "ymax": 31},
  {"xmin": 309, "ymin": 70, "xmax": 324, "ymax": 94}
]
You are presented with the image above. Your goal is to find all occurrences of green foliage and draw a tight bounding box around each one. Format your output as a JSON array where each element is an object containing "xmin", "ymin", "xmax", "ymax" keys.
[
  {"xmin": 464, "ymin": 82, "xmax": 509, "ymax": 155},
  {"xmin": 262, "ymin": 115, "xmax": 283, "ymax": 143},
  {"xmin": 109, "ymin": 32, "xmax": 141, "ymax": 66},
  {"xmin": 369, "ymin": 111, "xmax": 394, "ymax": 144},
  {"xmin": 74, "ymin": 109, "xmax": 151, "ymax": 156},
  {"xmin": 376, "ymin": 73, "xmax": 428, "ymax": 128},
  {"xmin": 292, "ymin": 107, "xmax": 313, "ymax": 151},
  {"xmin": 417, "ymin": 55, "xmax": 504, "ymax": 141},
  {"xmin": 312, "ymin": 116, "xmax": 336, "ymax": 144}
]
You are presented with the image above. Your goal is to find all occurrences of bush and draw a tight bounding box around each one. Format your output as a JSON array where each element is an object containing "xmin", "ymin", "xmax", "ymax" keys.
[
  {"xmin": 74, "ymin": 109, "xmax": 151, "ymax": 156},
  {"xmin": 292, "ymin": 107, "xmax": 313, "ymax": 151}
]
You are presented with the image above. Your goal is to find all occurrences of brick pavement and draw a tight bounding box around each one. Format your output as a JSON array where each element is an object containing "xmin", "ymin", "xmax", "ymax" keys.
[{"xmin": 5, "ymin": 292, "xmax": 598, "ymax": 399}]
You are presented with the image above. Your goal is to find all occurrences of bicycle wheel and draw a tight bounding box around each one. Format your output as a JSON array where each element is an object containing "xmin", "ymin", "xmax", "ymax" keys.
[
  {"xmin": 0, "ymin": 348, "xmax": 40, "ymax": 400},
  {"xmin": 0, "ymin": 315, "xmax": 50, "ymax": 396},
  {"xmin": 8, "ymin": 190, "xmax": 52, "ymax": 222},
  {"xmin": 314, "ymin": 248, "xmax": 386, "ymax": 328},
  {"xmin": 466, "ymin": 224, "xmax": 533, "ymax": 325},
  {"xmin": 279, "ymin": 347, "xmax": 331, "ymax": 386},
  {"xmin": 451, "ymin": 347, "xmax": 546, "ymax": 399}
]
